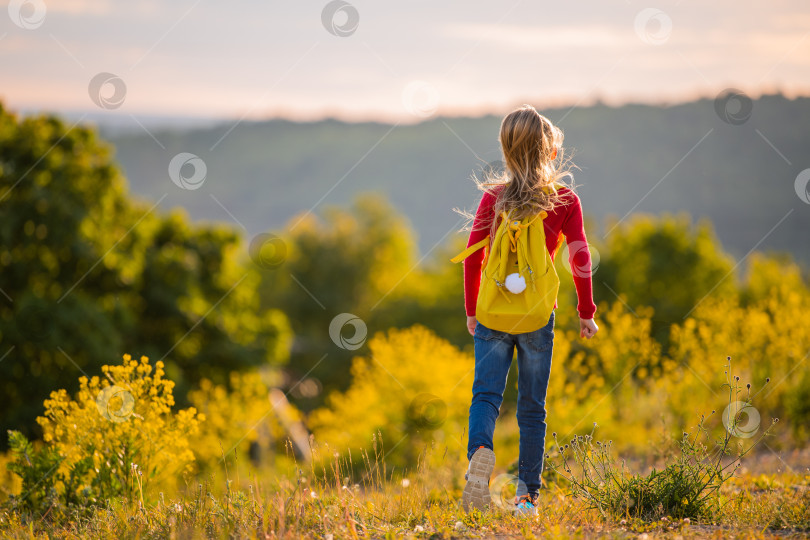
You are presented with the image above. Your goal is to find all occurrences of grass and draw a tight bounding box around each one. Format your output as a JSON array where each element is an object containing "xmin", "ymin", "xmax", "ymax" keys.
[{"xmin": 1, "ymin": 446, "xmax": 808, "ymax": 539}]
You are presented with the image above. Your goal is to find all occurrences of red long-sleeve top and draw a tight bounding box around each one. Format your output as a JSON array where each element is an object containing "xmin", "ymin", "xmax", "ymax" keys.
[{"xmin": 464, "ymin": 186, "xmax": 597, "ymax": 320}]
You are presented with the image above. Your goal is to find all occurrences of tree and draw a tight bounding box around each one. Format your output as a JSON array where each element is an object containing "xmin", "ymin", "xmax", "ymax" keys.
[
  {"xmin": 256, "ymin": 194, "xmax": 416, "ymax": 406},
  {"xmin": 256, "ymin": 194, "xmax": 482, "ymax": 410},
  {"xmin": 593, "ymin": 215, "xmax": 736, "ymax": 347},
  {"xmin": 0, "ymin": 103, "xmax": 290, "ymax": 443}
]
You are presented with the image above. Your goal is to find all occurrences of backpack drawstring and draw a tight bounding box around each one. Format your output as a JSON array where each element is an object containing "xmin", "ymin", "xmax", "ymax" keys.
[
  {"xmin": 502, "ymin": 211, "xmax": 546, "ymax": 292},
  {"xmin": 503, "ymin": 212, "xmax": 541, "ymax": 254}
]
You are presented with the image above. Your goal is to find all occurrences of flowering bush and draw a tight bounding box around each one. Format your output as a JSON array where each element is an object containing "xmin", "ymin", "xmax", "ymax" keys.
[
  {"xmin": 668, "ymin": 254, "xmax": 810, "ymax": 438},
  {"xmin": 309, "ymin": 325, "xmax": 474, "ymax": 471},
  {"xmin": 545, "ymin": 302, "xmax": 668, "ymax": 450},
  {"xmin": 188, "ymin": 370, "xmax": 296, "ymax": 471},
  {"xmin": 6, "ymin": 354, "xmax": 202, "ymax": 517}
]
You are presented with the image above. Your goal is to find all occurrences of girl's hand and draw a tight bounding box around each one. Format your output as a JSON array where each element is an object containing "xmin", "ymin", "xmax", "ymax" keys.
[
  {"xmin": 467, "ymin": 316, "xmax": 477, "ymax": 336},
  {"xmin": 580, "ymin": 318, "xmax": 599, "ymax": 339}
]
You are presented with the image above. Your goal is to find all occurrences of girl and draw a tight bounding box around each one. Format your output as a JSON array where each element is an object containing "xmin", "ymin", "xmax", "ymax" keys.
[{"xmin": 461, "ymin": 105, "xmax": 598, "ymax": 515}]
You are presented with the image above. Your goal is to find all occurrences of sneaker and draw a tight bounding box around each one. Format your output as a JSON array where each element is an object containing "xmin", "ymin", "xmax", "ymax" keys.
[
  {"xmin": 513, "ymin": 494, "xmax": 538, "ymax": 517},
  {"xmin": 462, "ymin": 446, "xmax": 496, "ymax": 512}
]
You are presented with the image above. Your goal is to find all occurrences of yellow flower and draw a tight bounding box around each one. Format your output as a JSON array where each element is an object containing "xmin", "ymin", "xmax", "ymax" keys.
[{"xmin": 35, "ymin": 353, "xmax": 201, "ymax": 499}]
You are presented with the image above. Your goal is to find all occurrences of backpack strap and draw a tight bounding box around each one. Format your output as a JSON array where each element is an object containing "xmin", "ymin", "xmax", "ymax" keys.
[{"xmin": 450, "ymin": 237, "xmax": 490, "ymax": 263}]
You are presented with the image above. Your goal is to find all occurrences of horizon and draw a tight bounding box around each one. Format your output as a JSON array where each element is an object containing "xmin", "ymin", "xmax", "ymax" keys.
[{"xmin": 8, "ymin": 88, "xmax": 809, "ymax": 133}]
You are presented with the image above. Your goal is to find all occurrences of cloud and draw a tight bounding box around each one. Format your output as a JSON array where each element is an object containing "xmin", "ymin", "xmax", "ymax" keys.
[
  {"xmin": 45, "ymin": 0, "xmax": 114, "ymax": 15},
  {"xmin": 45, "ymin": 0, "xmax": 161, "ymax": 17},
  {"xmin": 443, "ymin": 22, "xmax": 633, "ymax": 52}
]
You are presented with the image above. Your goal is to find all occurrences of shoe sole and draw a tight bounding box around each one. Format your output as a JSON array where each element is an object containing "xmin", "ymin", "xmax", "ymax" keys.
[{"xmin": 462, "ymin": 447, "xmax": 496, "ymax": 512}]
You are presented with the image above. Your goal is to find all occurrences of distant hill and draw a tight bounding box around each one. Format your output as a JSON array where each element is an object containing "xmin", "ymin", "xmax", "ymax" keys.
[{"xmin": 105, "ymin": 94, "xmax": 810, "ymax": 265}]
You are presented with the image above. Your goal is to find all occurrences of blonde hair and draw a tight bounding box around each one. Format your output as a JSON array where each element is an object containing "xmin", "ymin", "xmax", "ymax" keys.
[{"xmin": 458, "ymin": 105, "xmax": 576, "ymax": 235}]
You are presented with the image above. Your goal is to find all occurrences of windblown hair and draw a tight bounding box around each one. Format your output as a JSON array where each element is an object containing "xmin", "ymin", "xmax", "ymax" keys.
[{"xmin": 458, "ymin": 104, "xmax": 576, "ymax": 235}]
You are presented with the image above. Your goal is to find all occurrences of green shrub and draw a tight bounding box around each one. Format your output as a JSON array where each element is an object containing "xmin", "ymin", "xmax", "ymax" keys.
[{"xmin": 548, "ymin": 360, "xmax": 778, "ymax": 520}]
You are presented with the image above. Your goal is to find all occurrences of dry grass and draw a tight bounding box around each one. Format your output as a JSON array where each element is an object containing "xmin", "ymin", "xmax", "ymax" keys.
[{"xmin": 1, "ymin": 447, "xmax": 808, "ymax": 539}]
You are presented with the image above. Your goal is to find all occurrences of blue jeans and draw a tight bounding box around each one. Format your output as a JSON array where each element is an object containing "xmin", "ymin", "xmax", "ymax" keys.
[{"xmin": 467, "ymin": 312, "xmax": 554, "ymax": 498}]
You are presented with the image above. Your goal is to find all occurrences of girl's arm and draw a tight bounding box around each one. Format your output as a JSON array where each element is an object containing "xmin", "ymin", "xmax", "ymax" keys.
[
  {"xmin": 560, "ymin": 192, "xmax": 597, "ymax": 322},
  {"xmin": 463, "ymin": 191, "xmax": 497, "ymax": 320}
]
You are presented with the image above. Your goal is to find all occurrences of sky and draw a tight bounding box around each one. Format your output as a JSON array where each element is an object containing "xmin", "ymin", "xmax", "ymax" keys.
[{"xmin": 2, "ymin": 0, "xmax": 810, "ymax": 124}]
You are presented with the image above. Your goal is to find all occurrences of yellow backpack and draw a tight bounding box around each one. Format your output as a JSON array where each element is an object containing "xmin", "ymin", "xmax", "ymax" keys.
[{"xmin": 451, "ymin": 209, "xmax": 560, "ymax": 334}]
